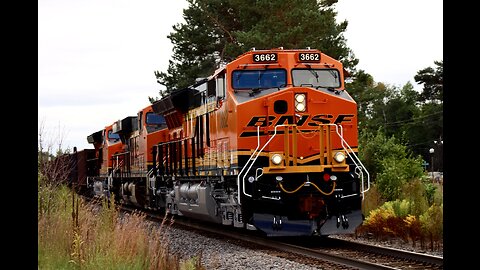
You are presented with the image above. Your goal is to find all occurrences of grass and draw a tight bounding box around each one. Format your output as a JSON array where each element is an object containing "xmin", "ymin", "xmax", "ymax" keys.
[{"xmin": 38, "ymin": 180, "xmax": 204, "ymax": 270}]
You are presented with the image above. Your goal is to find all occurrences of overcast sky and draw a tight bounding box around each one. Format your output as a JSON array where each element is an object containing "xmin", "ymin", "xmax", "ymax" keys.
[{"xmin": 38, "ymin": 0, "xmax": 443, "ymax": 153}]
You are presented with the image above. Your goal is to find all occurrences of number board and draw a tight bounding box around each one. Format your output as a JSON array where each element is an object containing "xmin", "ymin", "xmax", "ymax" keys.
[
  {"xmin": 252, "ymin": 53, "xmax": 278, "ymax": 63},
  {"xmin": 297, "ymin": 52, "xmax": 321, "ymax": 63}
]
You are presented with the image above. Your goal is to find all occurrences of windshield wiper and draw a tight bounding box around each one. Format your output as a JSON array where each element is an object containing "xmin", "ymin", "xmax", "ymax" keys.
[
  {"xmin": 249, "ymin": 88, "xmax": 260, "ymax": 97},
  {"xmin": 328, "ymin": 69, "xmax": 338, "ymax": 79},
  {"xmin": 305, "ymin": 64, "xmax": 319, "ymax": 82},
  {"xmin": 257, "ymin": 69, "xmax": 267, "ymax": 82},
  {"xmin": 249, "ymin": 86, "xmax": 283, "ymax": 97},
  {"xmin": 316, "ymin": 85, "xmax": 340, "ymax": 95}
]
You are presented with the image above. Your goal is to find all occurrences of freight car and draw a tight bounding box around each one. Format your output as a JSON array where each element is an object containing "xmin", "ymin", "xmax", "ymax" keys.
[{"xmin": 69, "ymin": 48, "xmax": 370, "ymax": 237}]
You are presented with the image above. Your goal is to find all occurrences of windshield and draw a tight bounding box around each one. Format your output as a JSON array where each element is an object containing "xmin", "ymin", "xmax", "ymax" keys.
[
  {"xmin": 232, "ymin": 69, "xmax": 286, "ymax": 90},
  {"xmin": 292, "ymin": 69, "xmax": 341, "ymax": 88},
  {"xmin": 145, "ymin": 112, "xmax": 166, "ymax": 133}
]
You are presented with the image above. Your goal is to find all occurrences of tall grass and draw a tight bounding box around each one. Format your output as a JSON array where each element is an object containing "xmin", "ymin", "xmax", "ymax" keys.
[{"xmin": 38, "ymin": 176, "xmax": 204, "ymax": 270}]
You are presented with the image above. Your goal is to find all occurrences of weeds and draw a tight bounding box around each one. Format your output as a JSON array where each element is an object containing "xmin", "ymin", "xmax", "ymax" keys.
[{"xmin": 38, "ymin": 179, "xmax": 204, "ymax": 269}]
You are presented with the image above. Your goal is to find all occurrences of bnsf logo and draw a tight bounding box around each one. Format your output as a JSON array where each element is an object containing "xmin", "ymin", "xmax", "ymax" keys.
[{"xmin": 246, "ymin": 114, "xmax": 354, "ymax": 127}]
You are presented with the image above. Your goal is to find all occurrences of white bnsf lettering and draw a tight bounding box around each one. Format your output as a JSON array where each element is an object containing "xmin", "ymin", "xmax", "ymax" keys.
[{"xmin": 246, "ymin": 114, "xmax": 354, "ymax": 127}]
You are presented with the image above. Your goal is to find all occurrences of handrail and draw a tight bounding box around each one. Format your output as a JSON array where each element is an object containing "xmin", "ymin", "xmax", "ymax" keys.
[
  {"xmin": 236, "ymin": 126, "xmax": 261, "ymax": 205},
  {"xmin": 147, "ymin": 132, "xmax": 196, "ymax": 192},
  {"xmin": 238, "ymin": 125, "xmax": 287, "ymax": 204},
  {"xmin": 329, "ymin": 124, "xmax": 370, "ymax": 197},
  {"xmin": 107, "ymin": 156, "xmax": 124, "ymax": 191},
  {"xmin": 146, "ymin": 159, "xmax": 161, "ymax": 192}
]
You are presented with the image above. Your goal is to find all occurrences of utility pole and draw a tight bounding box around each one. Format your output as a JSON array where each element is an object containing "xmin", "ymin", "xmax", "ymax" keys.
[{"xmin": 429, "ymin": 148, "xmax": 434, "ymax": 181}]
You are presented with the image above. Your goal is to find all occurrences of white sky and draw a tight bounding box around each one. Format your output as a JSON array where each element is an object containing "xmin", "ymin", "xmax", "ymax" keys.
[{"xmin": 38, "ymin": 0, "xmax": 443, "ymax": 152}]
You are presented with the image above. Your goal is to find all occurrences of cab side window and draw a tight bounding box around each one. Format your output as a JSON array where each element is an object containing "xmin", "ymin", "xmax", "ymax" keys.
[{"xmin": 108, "ymin": 130, "xmax": 120, "ymax": 143}]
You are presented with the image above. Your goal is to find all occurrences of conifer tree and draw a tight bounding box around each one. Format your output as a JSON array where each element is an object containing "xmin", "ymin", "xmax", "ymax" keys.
[{"xmin": 154, "ymin": 0, "xmax": 357, "ymax": 96}]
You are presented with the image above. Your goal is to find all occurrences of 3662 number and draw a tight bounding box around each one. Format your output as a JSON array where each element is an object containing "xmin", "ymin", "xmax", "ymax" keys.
[
  {"xmin": 253, "ymin": 53, "xmax": 277, "ymax": 62},
  {"xmin": 298, "ymin": 53, "xmax": 320, "ymax": 62}
]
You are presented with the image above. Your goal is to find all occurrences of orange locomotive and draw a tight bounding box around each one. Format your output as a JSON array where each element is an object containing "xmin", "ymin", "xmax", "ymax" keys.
[
  {"xmin": 147, "ymin": 48, "xmax": 370, "ymax": 236},
  {"xmin": 86, "ymin": 123, "xmax": 123, "ymax": 196},
  {"xmin": 86, "ymin": 105, "xmax": 169, "ymax": 207},
  {"xmin": 73, "ymin": 48, "xmax": 369, "ymax": 237}
]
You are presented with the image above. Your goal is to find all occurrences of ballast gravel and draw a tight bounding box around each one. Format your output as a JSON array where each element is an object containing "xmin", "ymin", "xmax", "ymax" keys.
[{"xmin": 162, "ymin": 226, "xmax": 323, "ymax": 270}]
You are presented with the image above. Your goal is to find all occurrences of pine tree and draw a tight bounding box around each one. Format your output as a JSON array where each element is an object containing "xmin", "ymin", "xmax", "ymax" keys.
[
  {"xmin": 414, "ymin": 60, "xmax": 443, "ymax": 103},
  {"xmin": 154, "ymin": 0, "xmax": 357, "ymax": 96}
]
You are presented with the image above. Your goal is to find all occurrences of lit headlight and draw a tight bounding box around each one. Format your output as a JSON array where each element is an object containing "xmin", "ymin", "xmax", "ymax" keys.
[
  {"xmin": 295, "ymin": 93, "xmax": 307, "ymax": 112},
  {"xmin": 295, "ymin": 94, "xmax": 305, "ymax": 102},
  {"xmin": 271, "ymin": 154, "xmax": 283, "ymax": 165},
  {"xmin": 295, "ymin": 102, "xmax": 306, "ymax": 112},
  {"xmin": 333, "ymin": 152, "xmax": 346, "ymax": 163}
]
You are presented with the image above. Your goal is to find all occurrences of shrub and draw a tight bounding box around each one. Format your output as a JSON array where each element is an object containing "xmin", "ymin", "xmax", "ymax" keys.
[
  {"xmin": 359, "ymin": 130, "xmax": 425, "ymax": 202},
  {"xmin": 390, "ymin": 199, "xmax": 411, "ymax": 218},
  {"xmin": 419, "ymin": 204, "xmax": 443, "ymax": 251},
  {"xmin": 432, "ymin": 182, "xmax": 443, "ymax": 205},
  {"xmin": 400, "ymin": 178, "xmax": 429, "ymax": 217},
  {"xmin": 361, "ymin": 184, "xmax": 385, "ymax": 216},
  {"xmin": 423, "ymin": 182, "xmax": 437, "ymax": 206},
  {"xmin": 375, "ymin": 158, "xmax": 407, "ymax": 201},
  {"xmin": 403, "ymin": 214, "xmax": 423, "ymax": 248},
  {"xmin": 361, "ymin": 202, "xmax": 396, "ymax": 240}
]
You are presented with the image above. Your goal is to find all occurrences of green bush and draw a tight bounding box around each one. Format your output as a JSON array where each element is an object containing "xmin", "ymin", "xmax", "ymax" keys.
[
  {"xmin": 400, "ymin": 178, "xmax": 429, "ymax": 217},
  {"xmin": 375, "ymin": 158, "xmax": 407, "ymax": 201},
  {"xmin": 359, "ymin": 130, "xmax": 407, "ymax": 182},
  {"xmin": 390, "ymin": 199, "xmax": 411, "ymax": 218},
  {"xmin": 423, "ymin": 182, "xmax": 437, "ymax": 206},
  {"xmin": 375, "ymin": 156, "xmax": 424, "ymax": 201},
  {"xmin": 359, "ymin": 130, "xmax": 425, "ymax": 202},
  {"xmin": 419, "ymin": 204, "xmax": 443, "ymax": 251},
  {"xmin": 432, "ymin": 183, "xmax": 443, "ymax": 205},
  {"xmin": 361, "ymin": 184, "xmax": 385, "ymax": 216}
]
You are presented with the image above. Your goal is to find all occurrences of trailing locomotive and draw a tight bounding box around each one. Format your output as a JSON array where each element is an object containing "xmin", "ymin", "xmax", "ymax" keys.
[{"xmin": 67, "ymin": 48, "xmax": 370, "ymax": 237}]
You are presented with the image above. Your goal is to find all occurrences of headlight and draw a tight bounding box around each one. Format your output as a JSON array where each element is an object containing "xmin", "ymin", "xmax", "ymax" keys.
[
  {"xmin": 295, "ymin": 93, "xmax": 307, "ymax": 112},
  {"xmin": 295, "ymin": 102, "xmax": 306, "ymax": 112},
  {"xmin": 333, "ymin": 152, "xmax": 346, "ymax": 163},
  {"xmin": 271, "ymin": 154, "xmax": 283, "ymax": 165},
  {"xmin": 295, "ymin": 94, "xmax": 305, "ymax": 102}
]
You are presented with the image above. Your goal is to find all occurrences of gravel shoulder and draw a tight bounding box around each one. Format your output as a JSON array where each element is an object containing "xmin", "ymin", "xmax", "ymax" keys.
[{"xmin": 164, "ymin": 226, "xmax": 324, "ymax": 270}]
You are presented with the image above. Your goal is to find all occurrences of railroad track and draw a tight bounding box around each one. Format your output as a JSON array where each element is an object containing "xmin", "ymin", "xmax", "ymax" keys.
[
  {"xmin": 276, "ymin": 236, "xmax": 443, "ymax": 270},
  {"xmin": 168, "ymin": 218, "xmax": 443, "ymax": 270},
  {"xmin": 85, "ymin": 195, "xmax": 443, "ymax": 270}
]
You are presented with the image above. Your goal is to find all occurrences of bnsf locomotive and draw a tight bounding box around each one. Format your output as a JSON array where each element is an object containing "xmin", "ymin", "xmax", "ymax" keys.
[{"xmin": 66, "ymin": 48, "xmax": 370, "ymax": 237}]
